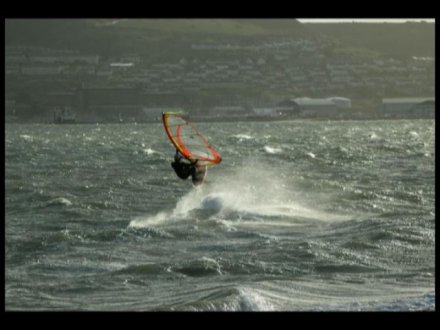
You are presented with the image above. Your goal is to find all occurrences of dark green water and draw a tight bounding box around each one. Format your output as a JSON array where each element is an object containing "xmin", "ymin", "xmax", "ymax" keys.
[{"xmin": 5, "ymin": 119, "xmax": 435, "ymax": 310}]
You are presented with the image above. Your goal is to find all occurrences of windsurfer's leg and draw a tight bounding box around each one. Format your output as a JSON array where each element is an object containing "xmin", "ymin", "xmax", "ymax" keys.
[{"xmin": 191, "ymin": 165, "xmax": 207, "ymax": 186}]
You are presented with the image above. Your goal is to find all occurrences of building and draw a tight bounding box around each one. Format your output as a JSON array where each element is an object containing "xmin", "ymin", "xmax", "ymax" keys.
[
  {"xmin": 279, "ymin": 98, "xmax": 337, "ymax": 117},
  {"xmin": 294, "ymin": 98, "xmax": 338, "ymax": 116},
  {"xmin": 253, "ymin": 108, "xmax": 278, "ymax": 117},
  {"xmin": 276, "ymin": 99, "xmax": 301, "ymax": 115},
  {"xmin": 53, "ymin": 107, "xmax": 76, "ymax": 124},
  {"xmin": 327, "ymin": 97, "xmax": 352, "ymax": 109},
  {"xmin": 381, "ymin": 97, "xmax": 435, "ymax": 117},
  {"xmin": 278, "ymin": 97, "xmax": 352, "ymax": 117}
]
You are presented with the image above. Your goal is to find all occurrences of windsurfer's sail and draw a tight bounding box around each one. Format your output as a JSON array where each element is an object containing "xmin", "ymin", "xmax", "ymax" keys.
[{"xmin": 162, "ymin": 112, "xmax": 222, "ymax": 166}]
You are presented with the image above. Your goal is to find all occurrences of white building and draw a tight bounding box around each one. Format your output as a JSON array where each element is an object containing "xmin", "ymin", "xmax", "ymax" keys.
[
  {"xmin": 253, "ymin": 108, "xmax": 277, "ymax": 117},
  {"xmin": 327, "ymin": 97, "xmax": 352, "ymax": 109},
  {"xmin": 294, "ymin": 98, "xmax": 338, "ymax": 116},
  {"xmin": 381, "ymin": 97, "xmax": 435, "ymax": 117}
]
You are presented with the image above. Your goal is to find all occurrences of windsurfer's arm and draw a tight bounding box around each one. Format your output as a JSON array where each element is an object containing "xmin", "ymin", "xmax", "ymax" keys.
[{"xmin": 175, "ymin": 149, "xmax": 183, "ymax": 162}]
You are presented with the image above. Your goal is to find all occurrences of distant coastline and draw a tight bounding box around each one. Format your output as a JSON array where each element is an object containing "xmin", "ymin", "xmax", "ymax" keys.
[{"xmin": 5, "ymin": 113, "xmax": 434, "ymax": 125}]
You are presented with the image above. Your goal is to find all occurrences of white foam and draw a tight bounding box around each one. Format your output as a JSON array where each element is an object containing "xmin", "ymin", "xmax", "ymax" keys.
[
  {"xmin": 143, "ymin": 148, "xmax": 157, "ymax": 155},
  {"xmin": 369, "ymin": 132, "xmax": 379, "ymax": 140},
  {"xmin": 46, "ymin": 197, "xmax": 72, "ymax": 207},
  {"xmin": 409, "ymin": 131, "xmax": 420, "ymax": 139},
  {"xmin": 264, "ymin": 146, "xmax": 282, "ymax": 154},
  {"xmin": 19, "ymin": 134, "xmax": 33, "ymax": 142},
  {"xmin": 129, "ymin": 159, "xmax": 352, "ymax": 229},
  {"xmin": 238, "ymin": 287, "xmax": 276, "ymax": 311},
  {"xmin": 201, "ymin": 195, "xmax": 224, "ymax": 211},
  {"xmin": 129, "ymin": 187, "xmax": 205, "ymax": 228},
  {"xmin": 129, "ymin": 211, "xmax": 169, "ymax": 228},
  {"xmin": 201, "ymin": 256, "xmax": 223, "ymax": 275},
  {"xmin": 232, "ymin": 134, "xmax": 253, "ymax": 142}
]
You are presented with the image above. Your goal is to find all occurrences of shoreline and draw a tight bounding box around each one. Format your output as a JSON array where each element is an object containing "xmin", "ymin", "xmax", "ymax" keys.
[{"xmin": 5, "ymin": 115, "xmax": 435, "ymax": 125}]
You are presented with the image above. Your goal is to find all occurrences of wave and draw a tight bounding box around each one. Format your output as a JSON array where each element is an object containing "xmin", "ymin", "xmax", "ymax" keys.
[
  {"xmin": 43, "ymin": 197, "xmax": 73, "ymax": 207},
  {"xmin": 163, "ymin": 286, "xmax": 277, "ymax": 311},
  {"xmin": 173, "ymin": 257, "xmax": 223, "ymax": 277},
  {"xmin": 168, "ymin": 282, "xmax": 435, "ymax": 311},
  {"xmin": 114, "ymin": 263, "xmax": 168, "ymax": 276}
]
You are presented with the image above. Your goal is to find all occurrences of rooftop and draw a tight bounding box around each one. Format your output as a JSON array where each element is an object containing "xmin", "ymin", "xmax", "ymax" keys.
[{"xmin": 382, "ymin": 97, "xmax": 435, "ymax": 104}]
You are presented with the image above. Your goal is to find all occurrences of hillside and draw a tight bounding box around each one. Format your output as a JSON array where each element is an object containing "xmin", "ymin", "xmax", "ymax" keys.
[
  {"xmin": 5, "ymin": 19, "xmax": 309, "ymax": 56},
  {"xmin": 112, "ymin": 18, "xmax": 307, "ymax": 36},
  {"xmin": 6, "ymin": 19, "xmax": 435, "ymax": 60},
  {"xmin": 304, "ymin": 22, "xmax": 435, "ymax": 59},
  {"xmin": 5, "ymin": 19, "xmax": 435, "ymax": 122}
]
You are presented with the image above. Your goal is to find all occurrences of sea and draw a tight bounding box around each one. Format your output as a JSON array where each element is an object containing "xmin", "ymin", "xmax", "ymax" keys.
[{"xmin": 5, "ymin": 119, "xmax": 435, "ymax": 311}]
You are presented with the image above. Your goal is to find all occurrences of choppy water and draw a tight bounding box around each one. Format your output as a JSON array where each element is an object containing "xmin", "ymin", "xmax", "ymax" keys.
[{"xmin": 5, "ymin": 119, "xmax": 435, "ymax": 311}]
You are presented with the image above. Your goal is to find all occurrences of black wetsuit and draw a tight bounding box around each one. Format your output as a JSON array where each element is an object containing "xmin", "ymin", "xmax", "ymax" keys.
[
  {"xmin": 171, "ymin": 159, "xmax": 196, "ymax": 179},
  {"xmin": 171, "ymin": 151, "xmax": 196, "ymax": 180},
  {"xmin": 171, "ymin": 150, "xmax": 206, "ymax": 185}
]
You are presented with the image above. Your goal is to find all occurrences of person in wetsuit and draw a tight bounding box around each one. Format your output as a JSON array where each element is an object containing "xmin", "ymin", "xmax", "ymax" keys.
[{"xmin": 171, "ymin": 149, "xmax": 207, "ymax": 186}]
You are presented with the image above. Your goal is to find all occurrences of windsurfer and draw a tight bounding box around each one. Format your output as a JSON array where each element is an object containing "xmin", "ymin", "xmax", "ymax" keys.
[{"xmin": 171, "ymin": 149, "xmax": 207, "ymax": 186}]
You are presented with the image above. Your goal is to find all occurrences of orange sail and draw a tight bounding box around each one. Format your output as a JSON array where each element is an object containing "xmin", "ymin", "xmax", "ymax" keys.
[{"xmin": 162, "ymin": 112, "xmax": 222, "ymax": 166}]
